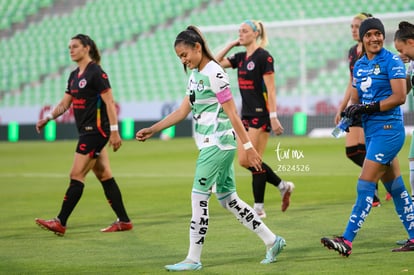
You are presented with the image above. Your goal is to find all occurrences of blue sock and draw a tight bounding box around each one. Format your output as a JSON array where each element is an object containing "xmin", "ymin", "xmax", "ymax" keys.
[
  {"xmin": 383, "ymin": 176, "xmax": 414, "ymax": 240},
  {"xmin": 343, "ymin": 179, "xmax": 376, "ymax": 242}
]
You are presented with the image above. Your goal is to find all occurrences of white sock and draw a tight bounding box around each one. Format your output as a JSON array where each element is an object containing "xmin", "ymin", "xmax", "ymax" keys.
[
  {"xmin": 217, "ymin": 192, "xmax": 276, "ymax": 247},
  {"xmin": 410, "ymin": 161, "xmax": 414, "ymax": 197},
  {"xmin": 254, "ymin": 203, "xmax": 264, "ymax": 211},
  {"xmin": 278, "ymin": 180, "xmax": 286, "ymax": 192},
  {"xmin": 186, "ymin": 191, "xmax": 210, "ymax": 263}
]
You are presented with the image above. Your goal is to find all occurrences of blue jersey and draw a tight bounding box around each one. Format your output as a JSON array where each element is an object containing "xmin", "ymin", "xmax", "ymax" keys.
[
  {"xmin": 352, "ymin": 48, "xmax": 406, "ymax": 164},
  {"xmin": 352, "ymin": 48, "xmax": 406, "ymax": 132}
]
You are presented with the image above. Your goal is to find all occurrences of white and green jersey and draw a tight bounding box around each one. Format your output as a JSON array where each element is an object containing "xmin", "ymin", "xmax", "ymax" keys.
[{"xmin": 187, "ymin": 61, "xmax": 236, "ymax": 150}]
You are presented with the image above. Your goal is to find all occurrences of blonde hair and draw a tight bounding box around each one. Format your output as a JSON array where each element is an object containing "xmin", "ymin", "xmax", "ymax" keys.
[
  {"xmin": 354, "ymin": 12, "xmax": 372, "ymax": 21},
  {"xmin": 245, "ymin": 20, "xmax": 268, "ymax": 48}
]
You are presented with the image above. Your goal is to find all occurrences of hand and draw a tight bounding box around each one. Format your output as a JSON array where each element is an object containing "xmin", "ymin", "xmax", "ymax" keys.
[
  {"xmin": 136, "ymin": 127, "xmax": 154, "ymax": 142},
  {"xmin": 343, "ymin": 102, "xmax": 380, "ymax": 118},
  {"xmin": 334, "ymin": 110, "xmax": 342, "ymax": 125},
  {"xmin": 232, "ymin": 39, "xmax": 240, "ymax": 47},
  {"xmin": 35, "ymin": 118, "xmax": 49, "ymax": 133},
  {"xmin": 343, "ymin": 104, "xmax": 361, "ymax": 119},
  {"xmin": 109, "ymin": 131, "xmax": 122, "ymax": 152},
  {"xmin": 246, "ymin": 147, "xmax": 262, "ymax": 172},
  {"xmin": 270, "ymin": 118, "xmax": 284, "ymax": 135}
]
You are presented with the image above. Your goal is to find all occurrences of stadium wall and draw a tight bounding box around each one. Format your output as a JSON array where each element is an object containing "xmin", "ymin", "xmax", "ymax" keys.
[{"xmin": 2, "ymin": 113, "xmax": 414, "ymax": 141}]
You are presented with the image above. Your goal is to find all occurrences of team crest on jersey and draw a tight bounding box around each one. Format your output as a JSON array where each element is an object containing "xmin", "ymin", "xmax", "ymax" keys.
[
  {"xmin": 79, "ymin": 78, "xmax": 87, "ymax": 88},
  {"xmin": 373, "ymin": 64, "xmax": 381, "ymax": 75},
  {"xmin": 247, "ymin": 61, "xmax": 255, "ymax": 71},
  {"xmin": 197, "ymin": 80, "xmax": 204, "ymax": 92}
]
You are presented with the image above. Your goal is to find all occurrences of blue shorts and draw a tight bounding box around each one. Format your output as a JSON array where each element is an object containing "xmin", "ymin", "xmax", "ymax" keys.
[{"xmin": 365, "ymin": 122, "xmax": 405, "ymax": 165}]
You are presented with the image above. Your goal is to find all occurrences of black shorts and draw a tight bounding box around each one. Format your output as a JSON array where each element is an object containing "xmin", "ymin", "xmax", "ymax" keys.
[
  {"xmin": 241, "ymin": 116, "xmax": 271, "ymax": 132},
  {"xmin": 76, "ymin": 134, "xmax": 109, "ymax": 159}
]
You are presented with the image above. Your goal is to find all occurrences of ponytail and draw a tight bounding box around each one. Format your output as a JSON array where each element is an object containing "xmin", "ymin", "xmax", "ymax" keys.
[{"xmin": 174, "ymin": 25, "xmax": 217, "ymax": 72}]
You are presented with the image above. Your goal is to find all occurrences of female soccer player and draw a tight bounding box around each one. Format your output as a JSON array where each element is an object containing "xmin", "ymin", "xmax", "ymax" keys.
[
  {"xmin": 136, "ymin": 25, "xmax": 286, "ymax": 271},
  {"xmin": 215, "ymin": 19, "xmax": 294, "ymax": 218},
  {"xmin": 321, "ymin": 18, "xmax": 414, "ymax": 255},
  {"xmin": 35, "ymin": 34, "xmax": 132, "ymax": 236},
  {"xmin": 334, "ymin": 12, "xmax": 382, "ymax": 206},
  {"xmin": 394, "ymin": 21, "xmax": 414, "ymax": 246}
]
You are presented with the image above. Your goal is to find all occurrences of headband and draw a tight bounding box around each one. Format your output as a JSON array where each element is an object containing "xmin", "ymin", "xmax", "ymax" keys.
[{"xmin": 244, "ymin": 20, "xmax": 258, "ymax": 32}]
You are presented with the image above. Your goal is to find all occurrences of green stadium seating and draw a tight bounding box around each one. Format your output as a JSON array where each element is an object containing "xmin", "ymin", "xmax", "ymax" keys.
[{"xmin": 0, "ymin": 0, "xmax": 413, "ymax": 107}]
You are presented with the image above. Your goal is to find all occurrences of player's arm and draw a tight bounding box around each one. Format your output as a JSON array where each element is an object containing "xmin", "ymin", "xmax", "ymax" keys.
[
  {"xmin": 221, "ymin": 96, "xmax": 262, "ymax": 171},
  {"xmin": 379, "ymin": 78, "xmax": 407, "ymax": 111},
  {"xmin": 36, "ymin": 93, "xmax": 72, "ymax": 133},
  {"xmin": 335, "ymin": 78, "xmax": 353, "ymax": 124},
  {"xmin": 263, "ymin": 72, "xmax": 283, "ymax": 135},
  {"xmin": 349, "ymin": 85, "xmax": 359, "ymax": 105},
  {"xmin": 215, "ymin": 39, "xmax": 239, "ymax": 68},
  {"xmin": 136, "ymin": 96, "xmax": 191, "ymax": 141},
  {"xmin": 101, "ymin": 88, "xmax": 122, "ymax": 152}
]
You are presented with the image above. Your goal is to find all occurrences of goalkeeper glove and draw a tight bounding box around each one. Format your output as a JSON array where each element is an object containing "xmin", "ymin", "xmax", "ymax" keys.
[{"xmin": 343, "ymin": 102, "xmax": 380, "ymax": 119}]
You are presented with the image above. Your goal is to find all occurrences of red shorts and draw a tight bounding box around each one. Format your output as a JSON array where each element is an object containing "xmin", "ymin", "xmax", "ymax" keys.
[
  {"xmin": 241, "ymin": 116, "xmax": 271, "ymax": 132},
  {"xmin": 76, "ymin": 134, "xmax": 109, "ymax": 158}
]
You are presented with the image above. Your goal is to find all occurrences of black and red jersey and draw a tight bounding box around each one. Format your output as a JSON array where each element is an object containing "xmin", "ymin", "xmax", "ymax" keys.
[
  {"xmin": 66, "ymin": 62, "xmax": 111, "ymax": 137},
  {"xmin": 348, "ymin": 44, "xmax": 360, "ymax": 77},
  {"xmin": 227, "ymin": 47, "xmax": 274, "ymax": 117}
]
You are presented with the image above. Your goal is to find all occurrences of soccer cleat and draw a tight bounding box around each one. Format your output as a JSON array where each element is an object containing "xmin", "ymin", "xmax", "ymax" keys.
[
  {"xmin": 385, "ymin": 192, "xmax": 392, "ymax": 201},
  {"xmin": 321, "ymin": 236, "xmax": 352, "ymax": 257},
  {"xmin": 396, "ymin": 239, "xmax": 409, "ymax": 245},
  {"xmin": 280, "ymin": 181, "xmax": 294, "ymax": 212},
  {"xmin": 35, "ymin": 218, "xmax": 66, "ymax": 236},
  {"xmin": 372, "ymin": 201, "xmax": 381, "ymax": 207},
  {"xmin": 260, "ymin": 235, "xmax": 286, "ymax": 264},
  {"xmin": 372, "ymin": 195, "xmax": 381, "ymax": 207},
  {"xmin": 165, "ymin": 259, "xmax": 202, "ymax": 271},
  {"xmin": 100, "ymin": 220, "xmax": 133, "ymax": 232},
  {"xmin": 392, "ymin": 239, "xmax": 414, "ymax": 252}
]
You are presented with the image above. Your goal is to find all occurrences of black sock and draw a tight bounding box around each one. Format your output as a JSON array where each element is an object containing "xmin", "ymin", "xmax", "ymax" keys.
[
  {"xmin": 346, "ymin": 145, "xmax": 365, "ymax": 167},
  {"xmin": 248, "ymin": 167, "xmax": 267, "ymax": 203},
  {"xmin": 262, "ymin": 162, "xmax": 282, "ymax": 186},
  {"xmin": 101, "ymin": 178, "xmax": 130, "ymax": 222},
  {"xmin": 57, "ymin": 179, "xmax": 84, "ymax": 226}
]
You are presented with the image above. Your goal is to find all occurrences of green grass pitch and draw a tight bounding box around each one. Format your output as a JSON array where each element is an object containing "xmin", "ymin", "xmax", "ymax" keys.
[{"xmin": 1, "ymin": 136, "xmax": 413, "ymax": 274}]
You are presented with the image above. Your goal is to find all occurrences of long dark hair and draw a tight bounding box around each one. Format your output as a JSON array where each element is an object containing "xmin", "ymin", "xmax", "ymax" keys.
[
  {"xmin": 72, "ymin": 34, "xmax": 101, "ymax": 65},
  {"xmin": 174, "ymin": 25, "xmax": 217, "ymax": 72}
]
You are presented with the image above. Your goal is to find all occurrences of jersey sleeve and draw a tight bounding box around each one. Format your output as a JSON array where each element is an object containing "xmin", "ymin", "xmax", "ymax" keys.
[
  {"xmin": 261, "ymin": 51, "xmax": 274, "ymax": 75},
  {"xmin": 227, "ymin": 52, "xmax": 241, "ymax": 69},
  {"xmin": 90, "ymin": 66, "xmax": 111, "ymax": 94},
  {"xmin": 388, "ymin": 54, "xmax": 406, "ymax": 79},
  {"xmin": 65, "ymin": 71, "xmax": 75, "ymax": 94},
  {"xmin": 210, "ymin": 67, "xmax": 232, "ymax": 104}
]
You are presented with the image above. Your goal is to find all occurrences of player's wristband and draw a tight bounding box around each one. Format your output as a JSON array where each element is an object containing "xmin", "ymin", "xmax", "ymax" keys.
[
  {"xmin": 243, "ymin": 141, "xmax": 253, "ymax": 150},
  {"xmin": 269, "ymin": 112, "xmax": 278, "ymax": 119},
  {"xmin": 46, "ymin": 113, "xmax": 54, "ymax": 121},
  {"xmin": 110, "ymin": 124, "xmax": 119, "ymax": 131}
]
